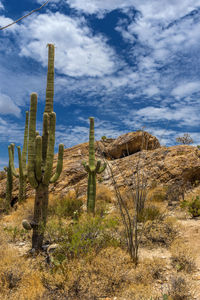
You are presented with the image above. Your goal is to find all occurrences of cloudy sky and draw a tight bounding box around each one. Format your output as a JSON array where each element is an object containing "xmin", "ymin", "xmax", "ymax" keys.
[{"xmin": 0, "ymin": 0, "xmax": 200, "ymax": 169}]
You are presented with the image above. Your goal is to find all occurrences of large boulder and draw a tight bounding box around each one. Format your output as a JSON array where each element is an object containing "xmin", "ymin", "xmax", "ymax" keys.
[{"xmin": 105, "ymin": 131, "xmax": 160, "ymax": 159}]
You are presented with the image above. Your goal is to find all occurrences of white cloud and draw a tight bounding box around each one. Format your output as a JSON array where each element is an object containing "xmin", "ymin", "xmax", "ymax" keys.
[
  {"xmin": 16, "ymin": 12, "xmax": 120, "ymax": 77},
  {"xmin": 171, "ymin": 81, "xmax": 200, "ymax": 98},
  {"xmin": 0, "ymin": 93, "xmax": 21, "ymax": 117},
  {"xmin": 123, "ymin": 105, "xmax": 200, "ymax": 128},
  {"xmin": 0, "ymin": 1, "xmax": 4, "ymax": 10},
  {"xmin": 41, "ymin": 0, "xmax": 199, "ymax": 20},
  {"xmin": 144, "ymin": 85, "xmax": 160, "ymax": 97},
  {"xmin": 0, "ymin": 16, "xmax": 18, "ymax": 32}
]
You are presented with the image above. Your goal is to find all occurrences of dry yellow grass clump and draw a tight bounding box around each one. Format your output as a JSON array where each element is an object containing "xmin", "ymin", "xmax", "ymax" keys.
[{"xmin": 0, "ymin": 246, "xmax": 44, "ymax": 300}]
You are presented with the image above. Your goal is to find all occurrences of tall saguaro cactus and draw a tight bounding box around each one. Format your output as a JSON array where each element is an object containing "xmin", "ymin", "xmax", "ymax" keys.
[
  {"xmin": 82, "ymin": 117, "xmax": 107, "ymax": 213},
  {"xmin": 8, "ymin": 111, "xmax": 29, "ymax": 203},
  {"xmin": 22, "ymin": 44, "xmax": 64, "ymax": 250}
]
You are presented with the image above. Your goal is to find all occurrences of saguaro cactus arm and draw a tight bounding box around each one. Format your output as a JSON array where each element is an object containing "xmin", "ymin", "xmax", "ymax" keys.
[
  {"xmin": 50, "ymin": 143, "xmax": 64, "ymax": 183},
  {"xmin": 82, "ymin": 161, "xmax": 90, "ymax": 173},
  {"xmin": 27, "ymin": 93, "xmax": 38, "ymax": 189},
  {"xmin": 8, "ymin": 144, "xmax": 19, "ymax": 178},
  {"xmin": 96, "ymin": 161, "xmax": 107, "ymax": 174},
  {"xmin": 17, "ymin": 146, "xmax": 24, "ymax": 177}
]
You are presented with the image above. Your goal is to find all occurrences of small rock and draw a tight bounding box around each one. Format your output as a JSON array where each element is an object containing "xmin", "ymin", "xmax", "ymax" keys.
[
  {"xmin": 18, "ymin": 242, "xmax": 26, "ymax": 246},
  {"xmin": 47, "ymin": 243, "xmax": 59, "ymax": 254}
]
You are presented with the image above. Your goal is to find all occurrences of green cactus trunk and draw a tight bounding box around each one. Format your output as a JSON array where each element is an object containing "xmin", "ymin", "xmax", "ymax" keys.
[
  {"xmin": 18, "ymin": 175, "xmax": 27, "ymax": 203},
  {"xmin": 22, "ymin": 44, "xmax": 64, "ymax": 250},
  {"xmin": 82, "ymin": 117, "xmax": 107, "ymax": 214},
  {"xmin": 87, "ymin": 172, "xmax": 96, "ymax": 213},
  {"xmin": 32, "ymin": 183, "xmax": 48, "ymax": 249},
  {"xmin": 5, "ymin": 163, "xmax": 12, "ymax": 211}
]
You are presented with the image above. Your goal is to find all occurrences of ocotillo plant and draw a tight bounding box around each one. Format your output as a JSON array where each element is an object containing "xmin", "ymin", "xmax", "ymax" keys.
[
  {"xmin": 8, "ymin": 111, "xmax": 29, "ymax": 203},
  {"xmin": 82, "ymin": 117, "xmax": 107, "ymax": 214},
  {"xmin": 22, "ymin": 44, "xmax": 64, "ymax": 250}
]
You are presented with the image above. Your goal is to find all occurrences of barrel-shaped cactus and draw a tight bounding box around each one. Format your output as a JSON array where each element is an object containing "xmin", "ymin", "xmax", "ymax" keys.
[
  {"xmin": 82, "ymin": 117, "xmax": 107, "ymax": 213},
  {"xmin": 22, "ymin": 44, "xmax": 64, "ymax": 250}
]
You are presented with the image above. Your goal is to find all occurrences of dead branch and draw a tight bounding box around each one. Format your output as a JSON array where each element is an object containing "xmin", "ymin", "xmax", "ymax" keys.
[{"xmin": 0, "ymin": 0, "xmax": 51, "ymax": 30}]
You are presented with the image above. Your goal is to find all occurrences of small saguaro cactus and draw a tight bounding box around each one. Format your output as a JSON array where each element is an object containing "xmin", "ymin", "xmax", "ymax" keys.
[
  {"xmin": 8, "ymin": 111, "xmax": 29, "ymax": 203},
  {"xmin": 22, "ymin": 44, "xmax": 64, "ymax": 251},
  {"xmin": 82, "ymin": 117, "xmax": 107, "ymax": 214}
]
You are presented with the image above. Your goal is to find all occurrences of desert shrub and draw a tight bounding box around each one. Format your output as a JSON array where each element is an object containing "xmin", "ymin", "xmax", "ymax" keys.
[
  {"xmin": 0, "ymin": 246, "xmax": 45, "ymax": 299},
  {"xmin": 166, "ymin": 180, "xmax": 191, "ymax": 204},
  {"xmin": 137, "ymin": 205, "xmax": 164, "ymax": 222},
  {"xmin": 142, "ymin": 218, "xmax": 178, "ymax": 247},
  {"xmin": 45, "ymin": 218, "xmax": 68, "ymax": 243},
  {"xmin": 147, "ymin": 186, "xmax": 167, "ymax": 202},
  {"xmin": 180, "ymin": 196, "xmax": 200, "ymax": 217},
  {"xmin": 3, "ymin": 225, "xmax": 29, "ymax": 242},
  {"xmin": 95, "ymin": 200, "xmax": 108, "ymax": 217},
  {"xmin": 170, "ymin": 239, "xmax": 196, "ymax": 273},
  {"xmin": 51, "ymin": 215, "xmax": 120, "ymax": 264},
  {"xmin": 95, "ymin": 185, "xmax": 114, "ymax": 216},
  {"xmin": 48, "ymin": 194, "xmax": 83, "ymax": 219},
  {"xmin": 121, "ymin": 257, "xmax": 167, "ymax": 300},
  {"xmin": 0, "ymin": 197, "xmax": 6, "ymax": 213},
  {"xmin": 150, "ymin": 180, "xmax": 157, "ymax": 189},
  {"xmin": 0, "ymin": 170, "xmax": 6, "ymax": 180},
  {"xmin": 42, "ymin": 247, "xmax": 131, "ymax": 299},
  {"xmin": 101, "ymin": 135, "xmax": 107, "ymax": 140},
  {"xmin": 1, "ymin": 268, "xmax": 22, "ymax": 290},
  {"xmin": 96, "ymin": 185, "xmax": 113, "ymax": 204},
  {"xmin": 175, "ymin": 133, "xmax": 193, "ymax": 145},
  {"xmin": 132, "ymin": 257, "xmax": 166, "ymax": 284},
  {"xmin": 168, "ymin": 274, "xmax": 192, "ymax": 300}
]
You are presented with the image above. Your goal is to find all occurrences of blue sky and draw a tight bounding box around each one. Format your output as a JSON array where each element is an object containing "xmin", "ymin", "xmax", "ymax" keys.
[{"xmin": 0, "ymin": 0, "xmax": 200, "ymax": 169}]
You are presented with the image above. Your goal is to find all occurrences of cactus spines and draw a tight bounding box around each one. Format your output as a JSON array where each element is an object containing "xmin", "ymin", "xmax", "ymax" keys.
[
  {"xmin": 82, "ymin": 117, "xmax": 107, "ymax": 213},
  {"xmin": 25, "ymin": 44, "xmax": 64, "ymax": 250}
]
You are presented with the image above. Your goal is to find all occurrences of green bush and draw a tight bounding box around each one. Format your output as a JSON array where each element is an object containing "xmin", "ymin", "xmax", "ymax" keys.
[
  {"xmin": 45, "ymin": 218, "xmax": 68, "ymax": 243},
  {"xmin": 180, "ymin": 196, "xmax": 200, "ymax": 217},
  {"xmin": 3, "ymin": 226, "xmax": 29, "ymax": 242},
  {"xmin": 49, "ymin": 195, "xmax": 83, "ymax": 219},
  {"xmin": 137, "ymin": 205, "xmax": 163, "ymax": 222},
  {"xmin": 101, "ymin": 136, "xmax": 107, "ymax": 141},
  {"xmin": 51, "ymin": 215, "xmax": 120, "ymax": 265}
]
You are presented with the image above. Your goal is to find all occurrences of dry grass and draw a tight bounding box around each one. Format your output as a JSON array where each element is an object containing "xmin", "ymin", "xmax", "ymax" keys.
[
  {"xmin": 41, "ymin": 246, "xmax": 132, "ymax": 299},
  {"xmin": 141, "ymin": 217, "xmax": 179, "ymax": 248},
  {"xmin": 147, "ymin": 186, "xmax": 167, "ymax": 203},
  {"xmin": 167, "ymin": 273, "xmax": 193, "ymax": 300},
  {"xmin": 0, "ymin": 245, "xmax": 45, "ymax": 300},
  {"xmin": 96, "ymin": 184, "xmax": 115, "ymax": 204},
  {"xmin": 169, "ymin": 238, "xmax": 197, "ymax": 273},
  {"xmin": 2, "ymin": 197, "xmax": 34, "ymax": 227}
]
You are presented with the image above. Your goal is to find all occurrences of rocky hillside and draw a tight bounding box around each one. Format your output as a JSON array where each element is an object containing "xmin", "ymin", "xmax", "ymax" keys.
[{"xmin": 1, "ymin": 130, "xmax": 200, "ymax": 200}]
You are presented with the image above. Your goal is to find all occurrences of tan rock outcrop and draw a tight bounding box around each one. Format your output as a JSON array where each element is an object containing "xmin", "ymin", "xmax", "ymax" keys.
[
  {"xmin": 104, "ymin": 131, "xmax": 160, "ymax": 159},
  {"xmin": 0, "ymin": 133, "xmax": 200, "ymax": 202}
]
